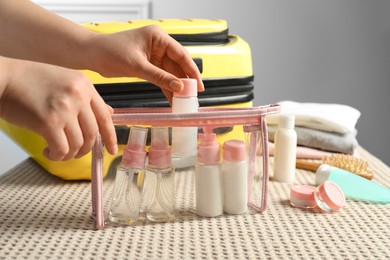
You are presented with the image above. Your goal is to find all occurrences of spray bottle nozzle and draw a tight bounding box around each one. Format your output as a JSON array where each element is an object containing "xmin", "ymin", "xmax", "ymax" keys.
[
  {"xmin": 148, "ymin": 127, "xmax": 171, "ymax": 166},
  {"xmin": 127, "ymin": 127, "xmax": 148, "ymax": 150},
  {"xmin": 122, "ymin": 126, "xmax": 148, "ymax": 168}
]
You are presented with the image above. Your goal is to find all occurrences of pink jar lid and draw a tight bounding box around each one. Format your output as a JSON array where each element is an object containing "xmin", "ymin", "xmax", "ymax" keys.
[
  {"xmin": 317, "ymin": 181, "xmax": 346, "ymax": 212},
  {"xmin": 290, "ymin": 185, "xmax": 317, "ymax": 208},
  {"xmin": 173, "ymin": 78, "xmax": 198, "ymax": 98}
]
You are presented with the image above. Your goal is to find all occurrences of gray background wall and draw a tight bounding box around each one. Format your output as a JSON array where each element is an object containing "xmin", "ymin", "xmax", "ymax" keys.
[
  {"xmin": 1, "ymin": 0, "xmax": 389, "ymax": 174},
  {"xmin": 153, "ymin": 0, "xmax": 390, "ymax": 166}
]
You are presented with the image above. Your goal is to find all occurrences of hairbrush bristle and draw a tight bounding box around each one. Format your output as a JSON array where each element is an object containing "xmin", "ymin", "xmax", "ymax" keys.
[{"xmin": 322, "ymin": 154, "xmax": 373, "ymax": 179}]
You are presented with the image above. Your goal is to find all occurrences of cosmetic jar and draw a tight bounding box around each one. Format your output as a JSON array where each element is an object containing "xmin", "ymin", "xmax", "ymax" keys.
[
  {"xmin": 290, "ymin": 181, "xmax": 346, "ymax": 212},
  {"xmin": 314, "ymin": 180, "xmax": 346, "ymax": 213},
  {"xmin": 290, "ymin": 185, "xmax": 317, "ymax": 208}
]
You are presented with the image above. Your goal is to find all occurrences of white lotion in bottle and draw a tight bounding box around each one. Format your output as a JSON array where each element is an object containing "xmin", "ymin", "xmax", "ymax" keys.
[
  {"xmin": 172, "ymin": 78, "xmax": 199, "ymax": 169},
  {"xmin": 196, "ymin": 128, "xmax": 223, "ymax": 217},
  {"xmin": 223, "ymin": 140, "xmax": 248, "ymax": 214},
  {"xmin": 273, "ymin": 114, "xmax": 297, "ymax": 183}
]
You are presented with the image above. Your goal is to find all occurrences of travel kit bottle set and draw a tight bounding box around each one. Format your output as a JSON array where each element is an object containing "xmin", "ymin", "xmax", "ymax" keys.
[
  {"xmin": 91, "ymin": 79, "xmax": 281, "ymax": 229},
  {"xmin": 108, "ymin": 79, "xmax": 252, "ymax": 225}
]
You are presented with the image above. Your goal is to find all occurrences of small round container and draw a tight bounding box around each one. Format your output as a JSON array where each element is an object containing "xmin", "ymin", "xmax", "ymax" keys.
[
  {"xmin": 290, "ymin": 185, "xmax": 317, "ymax": 208},
  {"xmin": 290, "ymin": 181, "xmax": 346, "ymax": 213},
  {"xmin": 314, "ymin": 180, "xmax": 346, "ymax": 213}
]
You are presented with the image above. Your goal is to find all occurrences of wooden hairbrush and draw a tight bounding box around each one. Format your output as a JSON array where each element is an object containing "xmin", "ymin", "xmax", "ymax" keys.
[{"xmin": 296, "ymin": 154, "xmax": 374, "ymax": 180}]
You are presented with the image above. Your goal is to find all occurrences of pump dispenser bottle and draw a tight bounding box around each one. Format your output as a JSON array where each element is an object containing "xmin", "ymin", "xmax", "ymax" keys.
[
  {"xmin": 145, "ymin": 127, "xmax": 175, "ymax": 222},
  {"xmin": 273, "ymin": 114, "xmax": 297, "ymax": 183},
  {"xmin": 196, "ymin": 128, "xmax": 223, "ymax": 217},
  {"xmin": 109, "ymin": 126, "xmax": 148, "ymax": 225},
  {"xmin": 172, "ymin": 78, "xmax": 199, "ymax": 169}
]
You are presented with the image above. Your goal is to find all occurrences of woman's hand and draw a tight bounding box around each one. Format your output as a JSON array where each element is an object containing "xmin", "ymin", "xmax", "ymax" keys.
[
  {"xmin": 88, "ymin": 25, "xmax": 204, "ymax": 103},
  {"xmin": 0, "ymin": 57, "xmax": 117, "ymax": 161}
]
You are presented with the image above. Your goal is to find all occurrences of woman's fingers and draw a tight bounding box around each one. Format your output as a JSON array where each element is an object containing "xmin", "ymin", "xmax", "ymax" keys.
[
  {"xmin": 42, "ymin": 128, "xmax": 69, "ymax": 161},
  {"xmin": 162, "ymin": 38, "xmax": 204, "ymax": 92},
  {"xmin": 74, "ymin": 107, "xmax": 99, "ymax": 159},
  {"xmin": 62, "ymin": 123, "xmax": 83, "ymax": 160},
  {"xmin": 91, "ymin": 92, "xmax": 117, "ymax": 155},
  {"xmin": 137, "ymin": 61, "xmax": 183, "ymax": 92}
]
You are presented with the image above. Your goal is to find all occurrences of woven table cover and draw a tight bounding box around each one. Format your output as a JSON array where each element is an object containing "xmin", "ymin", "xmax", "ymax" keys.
[{"xmin": 1, "ymin": 146, "xmax": 389, "ymax": 259}]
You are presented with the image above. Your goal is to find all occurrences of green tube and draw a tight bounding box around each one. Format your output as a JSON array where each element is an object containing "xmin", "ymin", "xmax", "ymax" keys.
[{"xmin": 316, "ymin": 164, "xmax": 390, "ymax": 204}]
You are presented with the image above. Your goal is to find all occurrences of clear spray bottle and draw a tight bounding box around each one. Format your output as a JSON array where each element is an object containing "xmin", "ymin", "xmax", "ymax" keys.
[
  {"xmin": 109, "ymin": 126, "xmax": 148, "ymax": 225},
  {"xmin": 145, "ymin": 127, "xmax": 175, "ymax": 222}
]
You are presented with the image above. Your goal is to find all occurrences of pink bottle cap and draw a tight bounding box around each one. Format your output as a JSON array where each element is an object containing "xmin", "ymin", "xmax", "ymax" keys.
[
  {"xmin": 173, "ymin": 78, "xmax": 198, "ymax": 98},
  {"xmin": 290, "ymin": 185, "xmax": 317, "ymax": 208},
  {"xmin": 223, "ymin": 140, "xmax": 246, "ymax": 162},
  {"xmin": 317, "ymin": 180, "xmax": 346, "ymax": 212}
]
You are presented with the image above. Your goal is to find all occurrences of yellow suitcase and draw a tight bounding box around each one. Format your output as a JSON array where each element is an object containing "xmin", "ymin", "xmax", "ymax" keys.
[{"xmin": 0, "ymin": 19, "xmax": 254, "ymax": 180}]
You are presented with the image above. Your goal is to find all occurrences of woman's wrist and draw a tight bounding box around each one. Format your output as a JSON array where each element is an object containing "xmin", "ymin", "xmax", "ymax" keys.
[{"xmin": 78, "ymin": 32, "xmax": 110, "ymax": 74}]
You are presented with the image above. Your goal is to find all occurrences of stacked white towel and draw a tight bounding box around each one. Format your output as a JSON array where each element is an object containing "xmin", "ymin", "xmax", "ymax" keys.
[
  {"xmin": 267, "ymin": 101, "xmax": 361, "ymax": 155},
  {"xmin": 267, "ymin": 101, "xmax": 361, "ymax": 134}
]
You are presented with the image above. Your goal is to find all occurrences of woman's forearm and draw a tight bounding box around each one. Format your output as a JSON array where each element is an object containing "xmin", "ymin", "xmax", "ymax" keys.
[{"xmin": 0, "ymin": 0, "xmax": 97, "ymax": 69}]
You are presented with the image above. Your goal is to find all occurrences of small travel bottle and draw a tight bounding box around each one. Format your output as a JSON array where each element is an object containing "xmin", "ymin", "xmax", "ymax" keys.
[
  {"xmin": 273, "ymin": 114, "xmax": 297, "ymax": 183},
  {"xmin": 223, "ymin": 140, "xmax": 248, "ymax": 214},
  {"xmin": 195, "ymin": 129, "xmax": 223, "ymax": 217},
  {"xmin": 109, "ymin": 126, "xmax": 148, "ymax": 225},
  {"xmin": 145, "ymin": 127, "xmax": 175, "ymax": 222},
  {"xmin": 172, "ymin": 78, "xmax": 199, "ymax": 169}
]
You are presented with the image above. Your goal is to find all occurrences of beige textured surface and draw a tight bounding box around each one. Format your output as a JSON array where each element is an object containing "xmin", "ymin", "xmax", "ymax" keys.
[{"xmin": 1, "ymin": 147, "xmax": 389, "ymax": 259}]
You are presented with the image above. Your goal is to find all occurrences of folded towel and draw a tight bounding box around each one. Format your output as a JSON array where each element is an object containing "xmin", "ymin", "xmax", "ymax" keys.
[
  {"xmin": 268, "ymin": 125, "xmax": 358, "ymax": 154},
  {"xmin": 266, "ymin": 101, "xmax": 361, "ymax": 134},
  {"xmin": 266, "ymin": 142, "xmax": 360, "ymax": 159}
]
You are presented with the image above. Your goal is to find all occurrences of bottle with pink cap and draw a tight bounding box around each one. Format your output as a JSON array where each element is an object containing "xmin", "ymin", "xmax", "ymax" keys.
[
  {"xmin": 222, "ymin": 139, "xmax": 248, "ymax": 214},
  {"xmin": 195, "ymin": 127, "xmax": 223, "ymax": 217},
  {"xmin": 171, "ymin": 78, "xmax": 199, "ymax": 169},
  {"xmin": 144, "ymin": 126, "xmax": 175, "ymax": 222},
  {"xmin": 109, "ymin": 126, "xmax": 148, "ymax": 225}
]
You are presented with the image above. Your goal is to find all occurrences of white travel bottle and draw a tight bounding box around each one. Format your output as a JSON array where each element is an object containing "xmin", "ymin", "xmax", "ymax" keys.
[
  {"xmin": 109, "ymin": 126, "xmax": 148, "ymax": 225},
  {"xmin": 145, "ymin": 127, "xmax": 175, "ymax": 222},
  {"xmin": 223, "ymin": 140, "xmax": 248, "ymax": 214},
  {"xmin": 273, "ymin": 114, "xmax": 297, "ymax": 183},
  {"xmin": 172, "ymin": 78, "xmax": 199, "ymax": 169},
  {"xmin": 195, "ymin": 129, "xmax": 223, "ymax": 217}
]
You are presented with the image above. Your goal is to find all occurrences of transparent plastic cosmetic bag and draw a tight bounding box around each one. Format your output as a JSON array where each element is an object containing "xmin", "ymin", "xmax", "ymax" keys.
[{"xmin": 91, "ymin": 105, "xmax": 280, "ymax": 229}]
